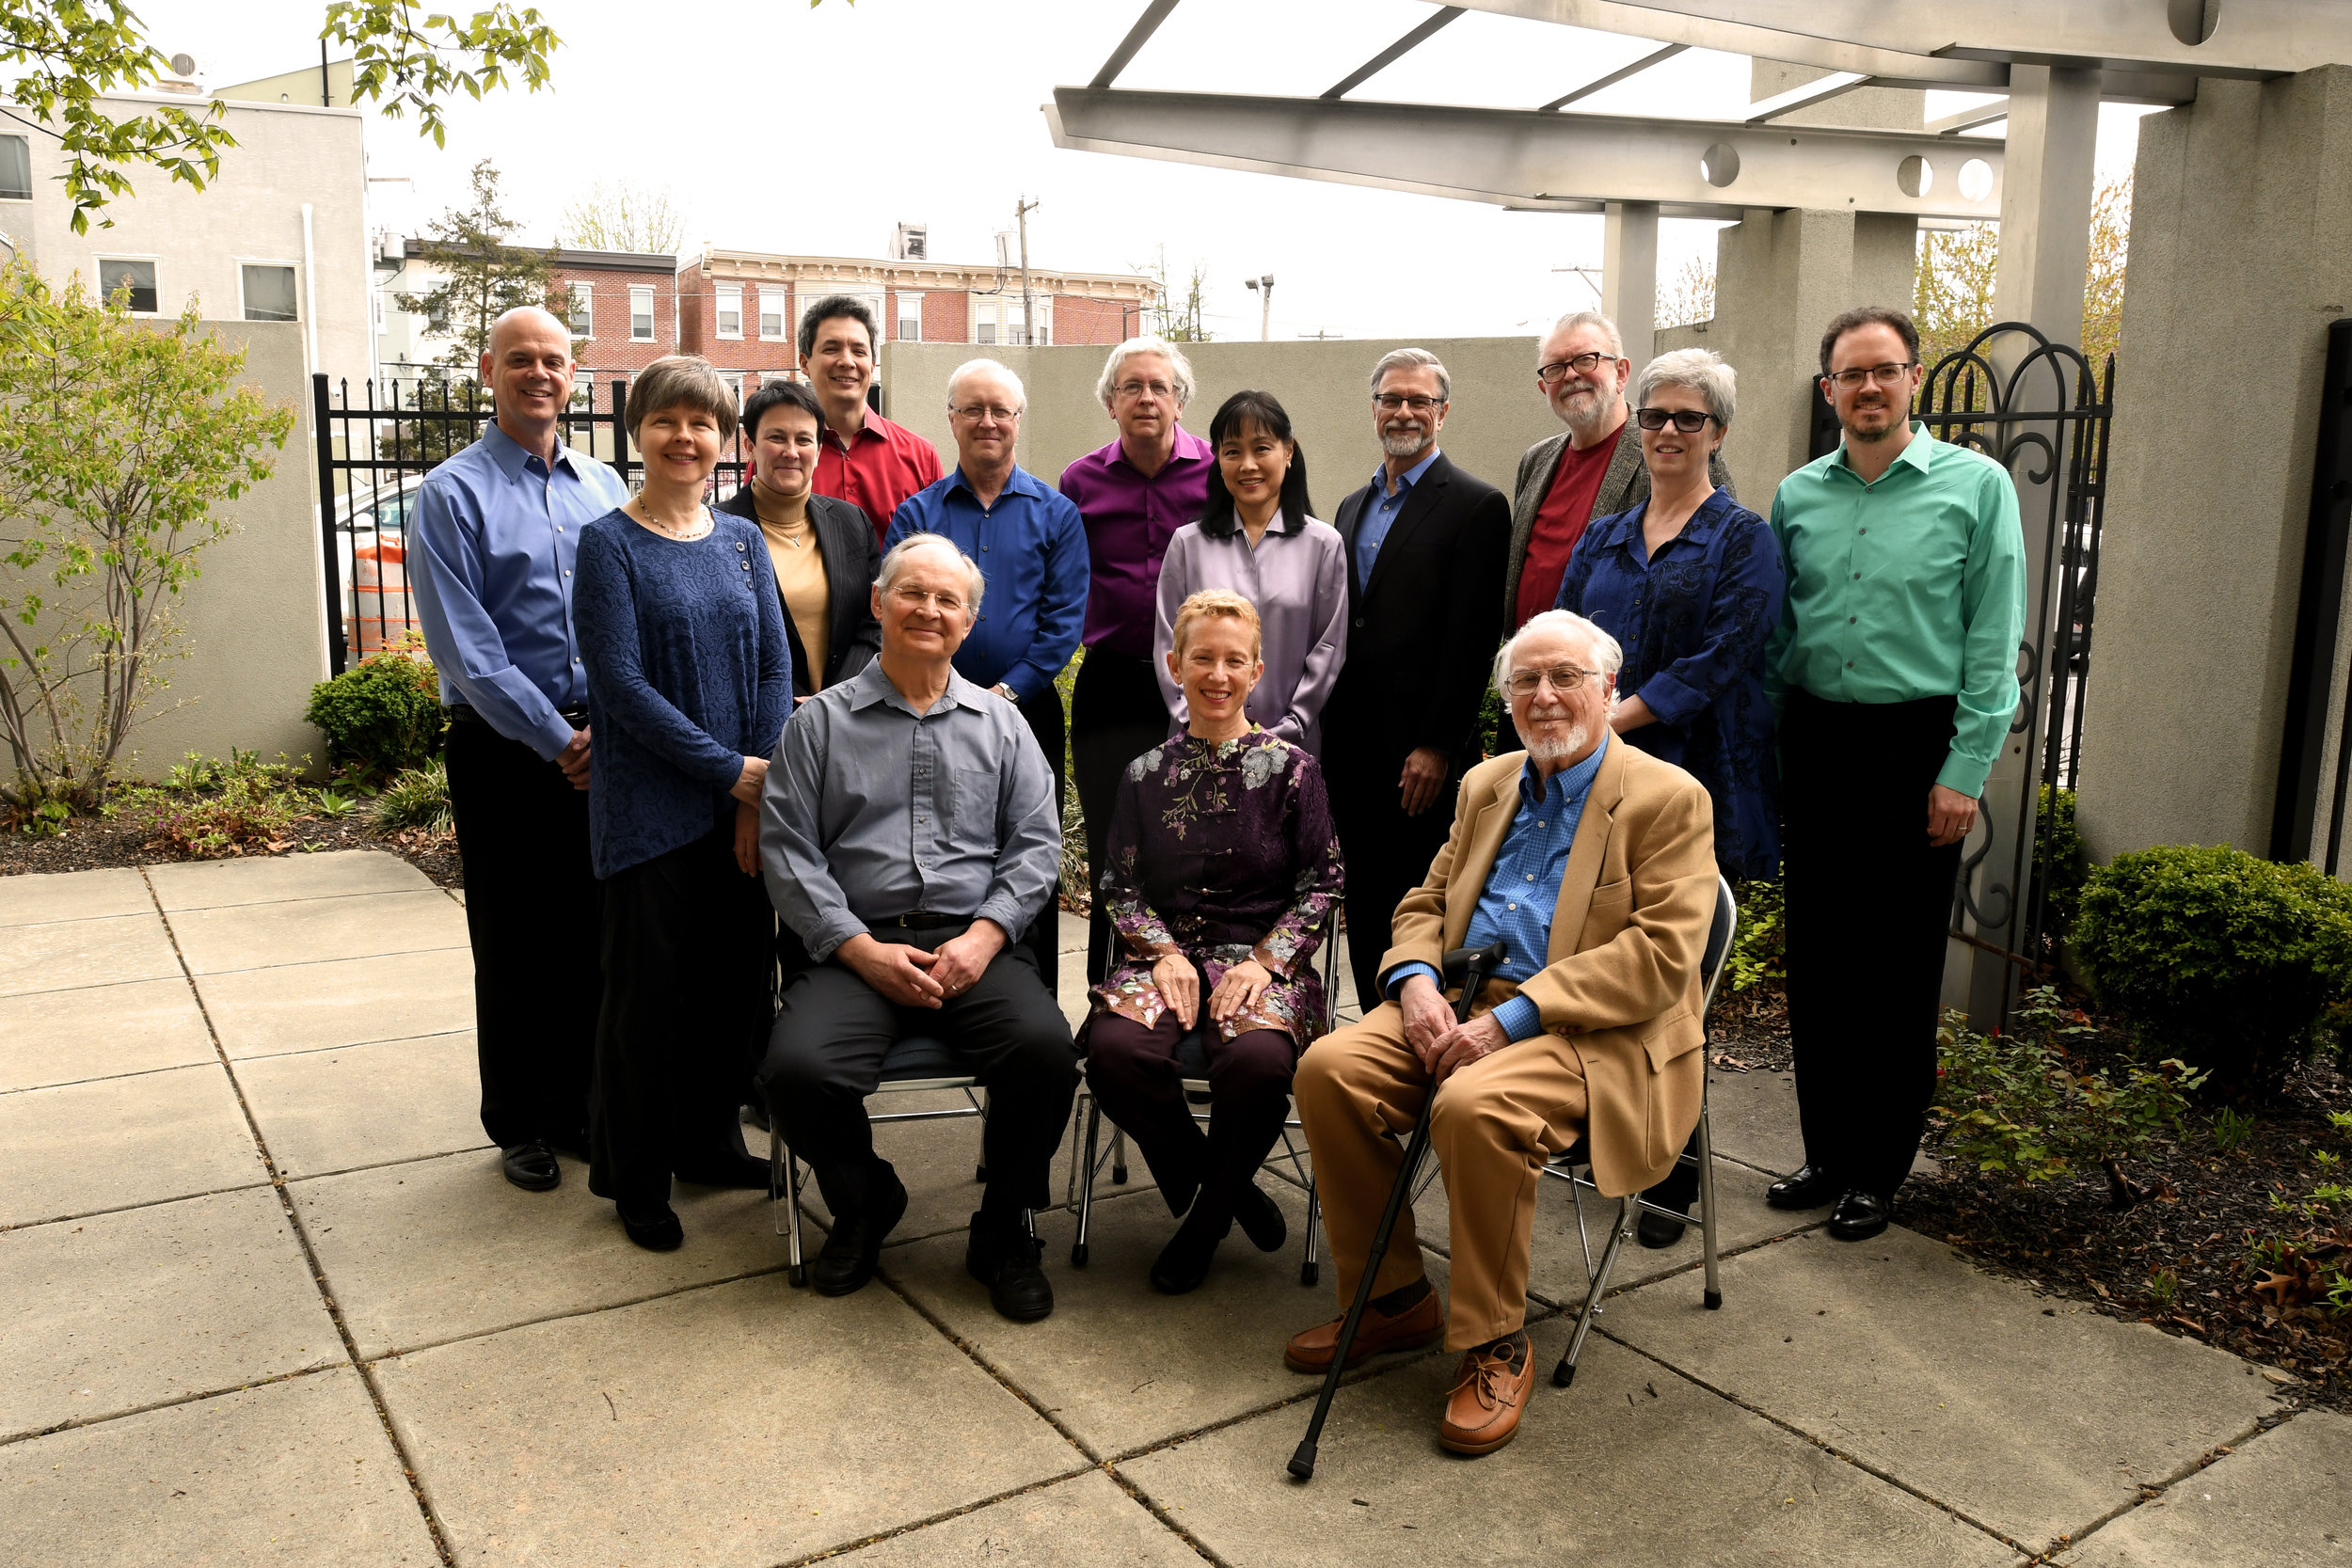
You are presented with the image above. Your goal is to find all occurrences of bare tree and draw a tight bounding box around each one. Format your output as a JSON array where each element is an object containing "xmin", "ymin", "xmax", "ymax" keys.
[
  {"xmin": 560, "ymin": 181, "xmax": 686, "ymax": 256},
  {"xmin": 1656, "ymin": 257, "xmax": 1717, "ymax": 330}
]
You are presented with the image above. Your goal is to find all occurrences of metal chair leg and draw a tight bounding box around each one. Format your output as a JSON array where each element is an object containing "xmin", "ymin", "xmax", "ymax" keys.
[
  {"xmin": 1109, "ymin": 1126, "xmax": 1128, "ymax": 1185},
  {"xmin": 1567, "ymin": 1163, "xmax": 1595, "ymax": 1279},
  {"xmin": 975, "ymin": 1085, "xmax": 990, "ymax": 1184},
  {"xmin": 1301, "ymin": 1175, "xmax": 1322, "ymax": 1286},
  {"xmin": 1553, "ymin": 1196, "xmax": 1634, "ymax": 1386},
  {"xmin": 1073, "ymin": 1096, "xmax": 1101, "ymax": 1266},
  {"xmin": 778, "ymin": 1123, "xmax": 809, "ymax": 1288},
  {"xmin": 1695, "ymin": 1095, "xmax": 1722, "ymax": 1310}
]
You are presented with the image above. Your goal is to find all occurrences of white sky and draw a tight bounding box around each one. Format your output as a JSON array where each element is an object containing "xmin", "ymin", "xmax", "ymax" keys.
[{"xmin": 135, "ymin": 0, "xmax": 2157, "ymax": 341}]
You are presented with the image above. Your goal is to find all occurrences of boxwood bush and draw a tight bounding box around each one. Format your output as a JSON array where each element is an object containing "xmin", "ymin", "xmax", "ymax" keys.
[
  {"xmin": 304, "ymin": 643, "xmax": 442, "ymax": 778},
  {"xmin": 2074, "ymin": 844, "xmax": 2352, "ymax": 1100}
]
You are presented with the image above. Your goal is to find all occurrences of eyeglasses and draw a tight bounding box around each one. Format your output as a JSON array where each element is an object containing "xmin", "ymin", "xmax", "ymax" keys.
[
  {"xmin": 1506, "ymin": 664, "xmax": 1597, "ymax": 697},
  {"xmin": 1825, "ymin": 362, "xmax": 1917, "ymax": 389},
  {"xmin": 949, "ymin": 403, "xmax": 1022, "ymax": 423},
  {"xmin": 1374, "ymin": 393, "xmax": 1443, "ymax": 414},
  {"xmin": 1112, "ymin": 379, "xmax": 1177, "ymax": 401},
  {"xmin": 1635, "ymin": 407, "xmax": 1720, "ymax": 434},
  {"xmin": 1537, "ymin": 352, "xmax": 1619, "ymax": 385},
  {"xmin": 888, "ymin": 585, "xmax": 968, "ymax": 614}
]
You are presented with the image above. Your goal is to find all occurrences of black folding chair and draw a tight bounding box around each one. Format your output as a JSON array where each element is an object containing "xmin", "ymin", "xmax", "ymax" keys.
[
  {"xmin": 1064, "ymin": 906, "xmax": 1344, "ymax": 1284},
  {"xmin": 1543, "ymin": 874, "xmax": 1738, "ymax": 1387}
]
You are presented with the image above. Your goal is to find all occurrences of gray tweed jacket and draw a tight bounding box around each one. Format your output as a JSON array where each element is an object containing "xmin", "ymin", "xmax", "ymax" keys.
[{"xmin": 1503, "ymin": 418, "xmax": 1735, "ymax": 622}]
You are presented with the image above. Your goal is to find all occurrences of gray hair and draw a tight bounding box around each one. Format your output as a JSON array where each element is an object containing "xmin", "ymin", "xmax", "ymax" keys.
[
  {"xmin": 876, "ymin": 532, "xmax": 985, "ymax": 615},
  {"xmin": 946, "ymin": 357, "xmax": 1025, "ymax": 412},
  {"xmin": 1633, "ymin": 347, "xmax": 1737, "ymax": 427},
  {"xmin": 1369, "ymin": 346, "xmax": 1450, "ymax": 404},
  {"xmin": 1491, "ymin": 609, "xmax": 1624, "ymax": 698},
  {"xmin": 1545, "ymin": 309, "xmax": 1624, "ymax": 360},
  {"xmin": 1096, "ymin": 335, "xmax": 1196, "ymax": 410}
]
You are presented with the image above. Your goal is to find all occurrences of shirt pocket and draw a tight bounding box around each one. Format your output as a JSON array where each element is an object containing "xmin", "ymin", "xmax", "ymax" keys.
[{"xmin": 948, "ymin": 765, "xmax": 1000, "ymax": 847}]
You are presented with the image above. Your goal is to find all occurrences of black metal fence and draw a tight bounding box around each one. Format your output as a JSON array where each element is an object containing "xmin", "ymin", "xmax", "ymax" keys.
[{"xmin": 310, "ymin": 372, "xmax": 757, "ymax": 674}]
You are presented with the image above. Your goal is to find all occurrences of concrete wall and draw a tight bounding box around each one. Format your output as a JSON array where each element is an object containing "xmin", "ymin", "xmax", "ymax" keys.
[
  {"xmin": 2076, "ymin": 68, "xmax": 2352, "ymax": 862},
  {"xmin": 879, "ymin": 337, "xmax": 1563, "ymax": 505},
  {"xmin": 112, "ymin": 323, "xmax": 326, "ymax": 778},
  {"xmin": 5, "ymin": 93, "xmax": 372, "ymax": 392}
]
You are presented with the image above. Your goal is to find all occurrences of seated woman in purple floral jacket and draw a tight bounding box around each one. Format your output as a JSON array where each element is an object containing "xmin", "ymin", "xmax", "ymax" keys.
[{"xmin": 1086, "ymin": 589, "xmax": 1346, "ymax": 1294}]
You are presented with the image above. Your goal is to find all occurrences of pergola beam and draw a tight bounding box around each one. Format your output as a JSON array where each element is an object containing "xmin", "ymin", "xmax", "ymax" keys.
[
  {"xmin": 1745, "ymin": 70, "xmax": 1868, "ymax": 123},
  {"xmin": 1927, "ymin": 98, "xmax": 2010, "ymax": 136},
  {"xmin": 1539, "ymin": 42, "xmax": 1686, "ymax": 113},
  {"xmin": 1089, "ymin": 0, "xmax": 1183, "ymax": 91},
  {"xmin": 1047, "ymin": 87, "xmax": 2005, "ymax": 220},
  {"xmin": 1322, "ymin": 7, "xmax": 1466, "ymax": 100},
  {"xmin": 1441, "ymin": 0, "xmax": 2008, "ymax": 87}
]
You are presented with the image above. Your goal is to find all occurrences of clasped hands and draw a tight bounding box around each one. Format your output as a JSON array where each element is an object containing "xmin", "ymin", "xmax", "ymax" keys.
[
  {"xmin": 1397, "ymin": 972, "xmax": 1510, "ymax": 1084},
  {"xmin": 1151, "ymin": 952, "xmax": 1272, "ymax": 1031},
  {"xmin": 838, "ymin": 920, "xmax": 1008, "ymax": 1008}
]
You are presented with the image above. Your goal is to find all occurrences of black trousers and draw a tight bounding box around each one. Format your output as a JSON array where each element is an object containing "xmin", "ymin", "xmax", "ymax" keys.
[
  {"xmin": 1324, "ymin": 740, "xmax": 1457, "ymax": 1012},
  {"xmin": 1016, "ymin": 686, "xmax": 1069, "ymax": 992},
  {"xmin": 587, "ymin": 824, "xmax": 775, "ymax": 1210},
  {"xmin": 1070, "ymin": 648, "xmax": 1172, "ymax": 985},
  {"xmin": 1086, "ymin": 1011, "xmax": 1297, "ymax": 1218},
  {"xmin": 443, "ymin": 719, "xmax": 600, "ymax": 1150},
  {"xmin": 1780, "ymin": 689, "xmax": 1965, "ymax": 1202},
  {"xmin": 755, "ymin": 922, "xmax": 1079, "ymax": 1219}
]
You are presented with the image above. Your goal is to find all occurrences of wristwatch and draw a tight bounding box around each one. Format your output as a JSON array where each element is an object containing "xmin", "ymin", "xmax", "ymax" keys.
[{"xmin": 992, "ymin": 682, "xmax": 1017, "ymax": 701}]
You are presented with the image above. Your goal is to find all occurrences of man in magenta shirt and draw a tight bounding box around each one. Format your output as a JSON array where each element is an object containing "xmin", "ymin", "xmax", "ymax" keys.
[
  {"xmin": 1058, "ymin": 337, "xmax": 1214, "ymax": 984},
  {"xmin": 802, "ymin": 294, "xmax": 942, "ymax": 545}
]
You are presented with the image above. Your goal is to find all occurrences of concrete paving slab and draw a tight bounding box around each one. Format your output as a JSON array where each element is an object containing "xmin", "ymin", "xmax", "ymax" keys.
[
  {"xmin": 1706, "ymin": 1069, "xmax": 1805, "ymax": 1176},
  {"xmin": 828, "ymin": 1470, "xmax": 1200, "ymax": 1567},
  {"xmin": 0, "ymin": 910, "xmax": 183, "ymax": 998},
  {"xmin": 0, "ymin": 1187, "xmax": 341, "ymax": 1441},
  {"xmin": 374, "ymin": 1273, "xmax": 1082, "ymax": 1567},
  {"xmin": 148, "ymin": 849, "xmax": 432, "ymax": 911},
  {"xmin": 1603, "ymin": 1227, "xmax": 2278, "ymax": 1551},
  {"xmin": 1118, "ymin": 1324, "xmax": 2016, "ymax": 1568},
  {"xmin": 197, "ymin": 947, "xmax": 475, "ymax": 1060},
  {"xmin": 883, "ymin": 1180, "xmax": 1431, "ymax": 1460},
  {"xmin": 0, "ymin": 865, "xmax": 152, "ymax": 927},
  {"xmin": 0, "ymin": 975, "xmax": 215, "ymax": 1092},
  {"xmin": 167, "ymin": 889, "xmax": 469, "ymax": 975},
  {"xmin": 2059, "ymin": 1407, "xmax": 2352, "ymax": 1567},
  {"xmin": 236, "ymin": 1031, "xmax": 487, "ymax": 1180},
  {"xmin": 294, "ymin": 1147, "xmax": 782, "ymax": 1359},
  {"xmin": 0, "ymin": 1368, "xmax": 438, "ymax": 1567},
  {"xmin": 1, "ymin": 1062, "xmax": 265, "ymax": 1227}
]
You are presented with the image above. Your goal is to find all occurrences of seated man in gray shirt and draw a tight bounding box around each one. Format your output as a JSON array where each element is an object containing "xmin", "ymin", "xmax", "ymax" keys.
[{"xmin": 757, "ymin": 533, "xmax": 1077, "ymax": 1322}]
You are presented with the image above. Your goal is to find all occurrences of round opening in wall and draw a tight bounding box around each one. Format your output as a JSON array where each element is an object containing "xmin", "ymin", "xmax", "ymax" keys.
[
  {"xmin": 2168, "ymin": 0, "xmax": 2219, "ymax": 46},
  {"xmin": 1897, "ymin": 155, "xmax": 1932, "ymax": 198},
  {"xmin": 1700, "ymin": 143, "xmax": 1741, "ymax": 188},
  {"xmin": 1958, "ymin": 157, "xmax": 1994, "ymax": 202}
]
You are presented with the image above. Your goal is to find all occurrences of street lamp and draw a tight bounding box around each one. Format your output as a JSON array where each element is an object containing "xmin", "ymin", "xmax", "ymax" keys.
[{"xmin": 1243, "ymin": 274, "xmax": 1274, "ymax": 341}]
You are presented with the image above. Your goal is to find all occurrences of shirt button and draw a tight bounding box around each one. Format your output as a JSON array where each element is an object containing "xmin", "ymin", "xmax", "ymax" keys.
[
  {"xmin": 1508, "ymin": 903, "xmax": 1518, "ymax": 911},
  {"xmin": 1853, "ymin": 572, "xmax": 1862, "ymax": 579},
  {"xmin": 1849, "ymin": 615, "xmax": 1855, "ymax": 623}
]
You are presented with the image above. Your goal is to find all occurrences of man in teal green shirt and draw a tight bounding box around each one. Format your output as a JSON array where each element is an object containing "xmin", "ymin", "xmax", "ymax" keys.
[{"xmin": 1763, "ymin": 306, "xmax": 2025, "ymax": 1243}]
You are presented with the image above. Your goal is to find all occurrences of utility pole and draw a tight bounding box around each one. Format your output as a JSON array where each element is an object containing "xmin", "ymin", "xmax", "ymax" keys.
[
  {"xmin": 1244, "ymin": 274, "xmax": 1274, "ymax": 341},
  {"xmin": 1014, "ymin": 197, "xmax": 1038, "ymax": 345}
]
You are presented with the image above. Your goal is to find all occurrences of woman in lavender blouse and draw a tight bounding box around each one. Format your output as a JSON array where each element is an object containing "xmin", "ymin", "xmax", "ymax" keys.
[
  {"xmin": 1088, "ymin": 590, "xmax": 1345, "ymax": 1294},
  {"xmin": 1152, "ymin": 390, "xmax": 1348, "ymax": 755}
]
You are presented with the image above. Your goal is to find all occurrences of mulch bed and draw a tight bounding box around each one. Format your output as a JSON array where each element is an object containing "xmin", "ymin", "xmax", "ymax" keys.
[{"xmin": 0, "ymin": 808, "xmax": 463, "ymax": 889}]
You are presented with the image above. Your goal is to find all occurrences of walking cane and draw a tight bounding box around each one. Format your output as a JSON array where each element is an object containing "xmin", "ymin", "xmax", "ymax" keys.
[{"xmin": 1288, "ymin": 940, "xmax": 1506, "ymax": 1481}]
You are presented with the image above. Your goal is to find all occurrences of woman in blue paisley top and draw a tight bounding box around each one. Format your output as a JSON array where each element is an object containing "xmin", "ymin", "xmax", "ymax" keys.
[{"xmin": 1086, "ymin": 589, "xmax": 1345, "ymax": 1294}]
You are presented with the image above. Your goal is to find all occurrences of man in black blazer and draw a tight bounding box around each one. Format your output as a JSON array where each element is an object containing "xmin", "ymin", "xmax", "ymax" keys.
[{"xmin": 1323, "ymin": 348, "xmax": 1510, "ymax": 1011}]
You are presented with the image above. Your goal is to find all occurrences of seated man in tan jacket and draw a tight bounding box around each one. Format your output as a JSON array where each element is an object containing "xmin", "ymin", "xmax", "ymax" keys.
[{"xmin": 1288, "ymin": 608, "xmax": 1715, "ymax": 1457}]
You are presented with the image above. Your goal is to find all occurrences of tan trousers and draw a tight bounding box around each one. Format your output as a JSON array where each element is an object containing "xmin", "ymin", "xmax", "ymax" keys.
[{"xmin": 1295, "ymin": 986, "xmax": 1588, "ymax": 1351}]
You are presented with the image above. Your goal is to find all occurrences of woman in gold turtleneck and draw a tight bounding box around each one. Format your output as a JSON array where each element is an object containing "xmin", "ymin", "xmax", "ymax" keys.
[{"xmin": 717, "ymin": 379, "xmax": 882, "ymax": 700}]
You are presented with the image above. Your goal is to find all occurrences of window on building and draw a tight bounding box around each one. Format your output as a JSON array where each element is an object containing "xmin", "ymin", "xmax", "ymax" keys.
[
  {"xmin": 716, "ymin": 283, "xmax": 742, "ymax": 340},
  {"xmin": 571, "ymin": 372, "xmax": 594, "ymax": 408},
  {"xmin": 1006, "ymin": 298, "xmax": 1027, "ymax": 348},
  {"xmin": 629, "ymin": 286, "xmax": 654, "ymax": 341},
  {"xmin": 898, "ymin": 294, "xmax": 921, "ymax": 343},
  {"xmin": 240, "ymin": 263, "xmax": 298, "ymax": 323},
  {"xmin": 977, "ymin": 318, "xmax": 995, "ymax": 346},
  {"xmin": 0, "ymin": 135, "xmax": 29, "ymax": 201},
  {"xmin": 97, "ymin": 258, "xmax": 158, "ymax": 313},
  {"xmin": 718, "ymin": 371, "xmax": 745, "ymax": 405},
  {"xmin": 759, "ymin": 289, "xmax": 786, "ymax": 341},
  {"xmin": 568, "ymin": 281, "xmax": 593, "ymax": 338}
]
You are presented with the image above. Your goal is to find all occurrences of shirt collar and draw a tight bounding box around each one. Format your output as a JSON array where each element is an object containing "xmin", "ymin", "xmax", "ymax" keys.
[
  {"xmin": 947, "ymin": 464, "xmax": 1048, "ymax": 505},
  {"xmin": 1373, "ymin": 447, "xmax": 1441, "ymax": 499},
  {"xmin": 1105, "ymin": 423, "xmax": 1211, "ymax": 477},
  {"xmin": 845, "ymin": 658, "xmax": 984, "ymax": 718},
  {"xmin": 1612, "ymin": 486, "xmax": 1735, "ymax": 552},
  {"xmin": 1832, "ymin": 421, "xmax": 1937, "ymax": 481},
  {"xmin": 482, "ymin": 420, "xmax": 581, "ymax": 480},
  {"xmin": 826, "ymin": 408, "xmax": 891, "ymax": 448},
  {"xmin": 1518, "ymin": 731, "xmax": 1608, "ymax": 812}
]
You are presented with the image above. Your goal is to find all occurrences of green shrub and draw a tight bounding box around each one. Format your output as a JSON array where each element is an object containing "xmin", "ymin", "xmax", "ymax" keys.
[
  {"xmin": 374, "ymin": 757, "xmax": 453, "ymax": 835},
  {"xmin": 1724, "ymin": 876, "xmax": 1785, "ymax": 995},
  {"xmin": 2033, "ymin": 784, "xmax": 2088, "ymax": 944},
  {"xmin": 305, "ymin": 642, "xmax": 442, "ymax": 777},
  {"xmin": 2073, "ymin": 844, "xmax": 2352, "ymax": 1100},
  {"xmin": 1931, "ymin": 987, "xmax": 2204, "ymax": 1209},
  {"xmin": 116, "ymin": 750, "xmax": 309, "ymax": 859}
]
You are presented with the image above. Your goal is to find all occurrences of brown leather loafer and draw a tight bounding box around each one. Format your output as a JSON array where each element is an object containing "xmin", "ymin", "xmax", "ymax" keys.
[
  {"xmin": 1282, "ymin": 1285, "xmax": 1444, "ymax": 1373},
  {"xmin": 1438, "ymin": 1332, "xmax": 1535, "ymax": 1456}
]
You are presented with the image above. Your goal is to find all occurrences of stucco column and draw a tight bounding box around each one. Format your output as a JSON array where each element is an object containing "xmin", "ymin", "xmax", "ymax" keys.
[{"xmin": 1602, "ymin": 200, "xmax": 1659, "ymax": 367}]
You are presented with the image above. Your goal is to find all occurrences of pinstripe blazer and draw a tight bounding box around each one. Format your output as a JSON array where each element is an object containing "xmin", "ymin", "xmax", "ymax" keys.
[{"xmin": 1503, "ymin": 418, "xmax": 1734, "ymax": 624}]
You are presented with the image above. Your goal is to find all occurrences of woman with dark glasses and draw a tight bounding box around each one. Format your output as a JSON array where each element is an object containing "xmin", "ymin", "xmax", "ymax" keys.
[{"xmin": 1553, "ymin": 346, "xmax": 1784, "ymax": 1243}]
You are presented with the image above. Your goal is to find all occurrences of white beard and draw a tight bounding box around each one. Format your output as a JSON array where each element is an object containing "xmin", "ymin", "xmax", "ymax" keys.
[{"xmin": 1524, "ymin": 721, "xmax": 1590, "ymax": 761}]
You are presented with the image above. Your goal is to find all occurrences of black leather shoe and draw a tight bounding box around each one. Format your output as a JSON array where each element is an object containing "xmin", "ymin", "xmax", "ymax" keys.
[
  {"xmin": 1232, "ymin": 1180, "xmax": 1287, "ymax": 1253},
  {"xmin": 1637, "ymin": 1202, "xmax": 1690, "ymax": 1249},
  {"xmin": 501, "ymin": 1141, "xmax": 560, "ymax": 1192},
  {"xmin": 813, "ymin": 1169, "xmax": 908, "ymax": 1297},
  {"xmin": 1766, "ymin": 1164, "xmax": 1839, "ymax": 1211},
  {"xmin": 966, "ymin": 1212, "xmax": 1054, "ymax": 1322},
  {"xmin": 1827, "ymin": 1189, "xmax": 1891, "ymax": 1242},
  {"xmin": 618, "ymin": 1202, "xmax": 683, "ymax": 1251},
  {"xmin": 1150, "ymin": 1205, "xmax": 1230, "ymax": 1294}
]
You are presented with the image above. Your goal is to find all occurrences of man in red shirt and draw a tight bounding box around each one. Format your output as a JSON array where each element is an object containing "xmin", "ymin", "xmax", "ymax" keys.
[
  {"xmin": 1503, "ymin": 310, "xmax": 1731, "ymax": 629},
  {"xmin": 802, "ymin": 294, "xmax": 943, "ymax": 545}
]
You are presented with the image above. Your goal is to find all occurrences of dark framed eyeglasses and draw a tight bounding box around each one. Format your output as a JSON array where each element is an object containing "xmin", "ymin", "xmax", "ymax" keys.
[
  {"xmin": 1824, "ymin": 362, "xmax": 1917, "ymax": 389},
  {"xmin": 1536, "ymin": 351, "xmax": 1618, "ymax": 385},
  {"xmin": 1634, "ymin": 407, "xmax": 1721, "ymax": 434}
]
